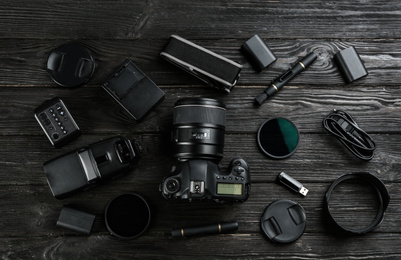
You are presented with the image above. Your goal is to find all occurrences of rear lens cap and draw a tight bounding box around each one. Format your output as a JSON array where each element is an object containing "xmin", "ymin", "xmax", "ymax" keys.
[
  {"xmin": 47, "ymin": 43, "xmax": 95, "ymax": 87},
  {"xmin": 257, "ymin": 117, "xmax": 299, "ymax": 159}
]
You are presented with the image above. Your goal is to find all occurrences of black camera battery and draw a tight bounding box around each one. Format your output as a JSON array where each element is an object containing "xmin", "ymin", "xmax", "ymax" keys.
[
  {"xmin": 57, "ymin": 205, "xmax": 96, "ymax": 235},
  {"xmin": 241, "ymin": 34, "xmax": 276, "ymax": 72},
  {"xmin": 334, "ymin": 46, "xmax": 368, "ymax": 83},
  {"xmin": 34, "ymin": 97, "xmax": 81, "ymax": 148},
  {"xmin": 102, "ymin": 59, "xmax": 165, "ymax": 121}
]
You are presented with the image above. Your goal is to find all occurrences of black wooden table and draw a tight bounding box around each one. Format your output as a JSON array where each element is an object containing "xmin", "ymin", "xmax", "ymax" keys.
[{"xmin": 1, "ymin": 1, "xmax": 401, "ymax": 259}]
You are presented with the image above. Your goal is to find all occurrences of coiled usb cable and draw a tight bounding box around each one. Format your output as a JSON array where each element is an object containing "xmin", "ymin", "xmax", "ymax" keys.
[{"xmin": 322, "ymin": 110, "xmax": 376, "ymax": 160}]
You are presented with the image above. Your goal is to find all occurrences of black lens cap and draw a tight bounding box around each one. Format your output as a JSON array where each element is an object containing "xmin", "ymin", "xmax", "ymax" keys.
[
  {"xmin": 47, "ymin": 43, "xmax": 95, "ymax": 87},
  {"xmin": 261, "ymin": 199, "xmax": 306, "ymax": 244},
  {"xmin": 105, "ymin": 192, "xmax": 151, "ymax": 239},
  {"xmin": 257, "ymin": 117, "xmax": 299, "ymax": 159}
]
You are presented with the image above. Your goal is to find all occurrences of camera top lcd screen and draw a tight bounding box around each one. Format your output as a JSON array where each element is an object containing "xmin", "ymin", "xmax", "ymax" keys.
[{"xmin": 217, "ymin": 183, "xmax": 243, "ymax": 196}]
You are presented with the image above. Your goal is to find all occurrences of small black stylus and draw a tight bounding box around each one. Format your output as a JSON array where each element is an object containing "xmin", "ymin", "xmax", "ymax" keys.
[
  {"xmin": 171, "ymin": 222, "xmax": 239, "ymax": 238},
  {"xmin": 254, "ymin": 52, "xmax": 317, "ymax": 106}
]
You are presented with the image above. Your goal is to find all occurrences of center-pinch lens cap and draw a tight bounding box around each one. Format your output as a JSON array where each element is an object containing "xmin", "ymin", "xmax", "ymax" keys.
[
  {"xmin": 261, "ymin": 199, "xmax": 306, "ymax": 243},
  {"xmin": 47, "ymin": 43, "xmax": 95, "ymax": 88},
  {"xmin": 105, "ymin": 192, "xmax": 151, "ymax": 239},
  {"xmin": 257, "ymin": 117, "xmax": 300, "ymax": 159}
]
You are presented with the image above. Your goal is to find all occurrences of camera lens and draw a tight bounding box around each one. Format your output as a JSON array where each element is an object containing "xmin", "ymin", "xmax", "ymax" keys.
[
  {"xmin": 172, "ymin": 98, "xmax": 226, "ymax": 161},
  {"xmin": 165, "ymin": 177, "xmax": 180, "ymax": 193}
]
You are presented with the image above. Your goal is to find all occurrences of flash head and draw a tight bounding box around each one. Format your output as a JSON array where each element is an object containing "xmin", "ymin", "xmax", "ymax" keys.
[{"xmin": 44, "ymin": 136, "xmax": 140, "ymax": 199}]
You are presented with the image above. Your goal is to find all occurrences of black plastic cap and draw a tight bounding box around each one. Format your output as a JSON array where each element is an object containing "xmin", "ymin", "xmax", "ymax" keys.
[
  {"xmin": 254, "ymin": 92, "xmax": 268, "ymax": 106},
  {"xmin": 241, "ymin": 34, "xmax": 277, "ymax": 72},
  {"xmin": 261, "ymin": 199, "xmax": 306, "ymax": 243},
  {"xmin": 56, "ymin": 205, "xmax": 96, "ymax": 235},
  {"xmin": 334, "ymin": 46, "xmax": 368, "ymax": 83},
  {"xmin": 47, "ymin": 43, "xmax": 95, "ymax": 87},
  {"xmin": 105, "ymin": 192, "xmax": 151, "ymax": 239}
]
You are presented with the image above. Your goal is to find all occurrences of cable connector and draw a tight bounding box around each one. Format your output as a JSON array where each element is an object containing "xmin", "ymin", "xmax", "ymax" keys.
[{"xmin": 277, "ymin": 172, "xmax": 309, "ymax": 196}]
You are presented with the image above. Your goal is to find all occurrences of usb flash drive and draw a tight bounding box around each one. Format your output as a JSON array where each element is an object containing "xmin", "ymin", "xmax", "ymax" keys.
[{"xmin": 277, "ymin": 172, "xmax": 309, "ymax": 196}]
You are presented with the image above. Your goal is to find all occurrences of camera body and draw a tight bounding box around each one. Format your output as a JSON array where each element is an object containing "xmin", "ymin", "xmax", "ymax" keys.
[
  {"xmin": 44, "ymin": 136, "xmax": 140, "ymax": 199},
  {"xmin": 160, "ymin": 97, "xmax": 251, "ymax": 203},
  {"xmin": 162, "ymin": 158, "xmax": 250, "ymax": 203}
]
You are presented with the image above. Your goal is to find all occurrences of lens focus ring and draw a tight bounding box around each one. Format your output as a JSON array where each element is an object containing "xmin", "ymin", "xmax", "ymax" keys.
[{"xmin": 172, "ymin": 98, "xmax": 226, "ymax": 161}]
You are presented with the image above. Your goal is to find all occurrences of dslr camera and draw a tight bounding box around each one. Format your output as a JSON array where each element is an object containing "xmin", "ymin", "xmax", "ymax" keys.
[
  {"xmin": 160, "ymin": 98, "xmax": 251, "ymax": 203},
  {"xmin": 44, "ymin": 136, "xmax": 140, "ymax": 199}
]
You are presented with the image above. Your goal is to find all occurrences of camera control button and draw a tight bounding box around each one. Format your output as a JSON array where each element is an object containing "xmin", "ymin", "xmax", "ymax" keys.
[
  {"xmin": 39, "ymin": 113, "xmax": 47, "ymax": 119},
  {"xmin": 216, "ymin": 176, "xmax": 220, "ymax": 179},
  {"xmin": 233, "ymin": 166, "xmax": 245, "ymax": 175}
]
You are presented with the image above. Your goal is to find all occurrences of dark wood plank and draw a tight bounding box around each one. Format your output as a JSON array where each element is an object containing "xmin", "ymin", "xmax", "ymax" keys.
[
  {"xmin": 0, "ymin": 86, "xmax": 400, "ymax": 135},
  {"xmin": 0, "ymin": 40, "xmax": 400, "ymax": 86},
  {"xmin": 2, "ymin": 233, "xmax": 401, "ymax": 260},
  {"xmin": 1, "ymin": 132, "xmax": 401, "ymax": 185},
  {"xmin": 1, "ymin": 1, "xmax": 401, "ymax": 40},
  {"xmin": 1, "ymin": 180, "xmax": 400, "ymax": 235}
]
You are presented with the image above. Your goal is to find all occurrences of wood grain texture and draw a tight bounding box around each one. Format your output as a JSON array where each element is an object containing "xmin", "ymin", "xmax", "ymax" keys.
[
  {"xmin": 1, "ymin": 0, "xmax": 401, "ymax": 259},
  {"xmin": 1, "ymin": 86, "xmax": 401, "ymax": 135},
  {"xmin": 1, "ymin": 1, "xmax": 401, "ymax": 40},
  {"xmin": 0, "ymin": 39, "xmax": 400, "ymax": 86}
]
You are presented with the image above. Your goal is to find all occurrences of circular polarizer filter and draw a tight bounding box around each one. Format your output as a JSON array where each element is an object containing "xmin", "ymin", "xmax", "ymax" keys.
[
  {"xmin": 257, "ymin": 117, "xmax": 300, "ymax": 159},
  {"xmin": 105, "ymin": 192, "xmax": 151, "ymax": 239}
]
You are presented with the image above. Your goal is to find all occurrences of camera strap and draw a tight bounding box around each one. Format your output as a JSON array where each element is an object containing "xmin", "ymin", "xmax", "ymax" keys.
[{"xmin": 324, "ymin": 172, "xmax": 390, "ymax": 234}]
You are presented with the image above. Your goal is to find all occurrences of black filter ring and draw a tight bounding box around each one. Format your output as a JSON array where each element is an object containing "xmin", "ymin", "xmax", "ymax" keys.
[{"xmin": 324, "ymin": 172, "xmax": 390, "ymax": 234}]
